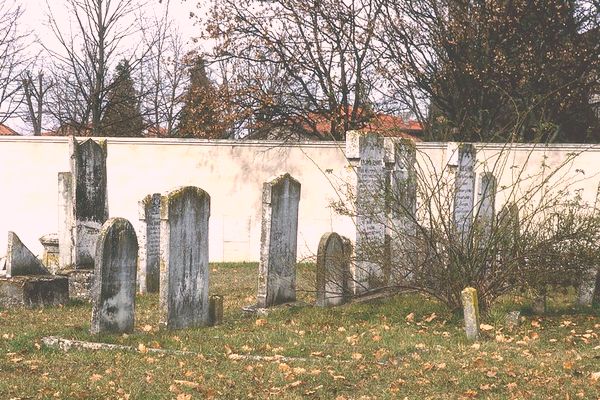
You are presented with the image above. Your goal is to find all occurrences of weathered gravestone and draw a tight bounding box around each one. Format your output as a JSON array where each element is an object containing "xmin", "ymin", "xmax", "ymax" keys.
[
  {"xmin": 476, "ymin": 172, "xmax": 497, "ymax": 241},
  {"xmin": 6, "ymin": 231, "xmax": 50, "ymax": 277},
  {"xmin": 386, "ymin": 139, "xmax": 417, "ymax": 284},
  {"xmin": 257, "ymin": 173, "xmax": 301, "ymax": 308},
  {"xmin": 453, "ymin": 144, "xmax": 476, "ymax": 243},
  {"xmin": 347, "ymin": 131, "xmax": 387, "ymax": 293},
  {"xmin": 159, "ymin": 187, "xmax": 211, "ymax": 330},
  {"xmin": 576, "ymin": 267, "xmax": 599, "ymax": 307},
  {"xmin": 58, "ymin": 137, "xmax": 109, "ymax": 270},
  {"xmin": 91, "ymin": 218, "xmax": 138, "ymax": 334},
  {"xmin": 138, "ymin": 193, "xmax": 161, "ymax": 293},
  {"xmin": 316, "ymin": 232, "xmax": 351, "ymax": 307}
]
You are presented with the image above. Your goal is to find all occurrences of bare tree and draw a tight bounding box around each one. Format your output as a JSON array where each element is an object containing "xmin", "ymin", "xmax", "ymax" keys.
[
  {"xmin": 45, "ymin": 0, "xmax": 148, "ymax": 135},
  {"xmin": 205, "ymin": 0, "xmax": 384, "ymax": 140},
  {"xmin": 139, "ymin": 2, "xmax": 189, "ymax": 136},
  {"xmin": 0, "ymin": 1, "xmax": 28, "ymax": 124},
  {"xmin": 21, "ymin": 71, "xmax": 53, "ymax": 135}
]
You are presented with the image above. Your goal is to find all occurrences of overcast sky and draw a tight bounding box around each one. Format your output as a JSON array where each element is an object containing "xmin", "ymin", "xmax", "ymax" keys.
[{"xmin": 21, "ymin": 0, "xmax": 202, "ymax": 48}]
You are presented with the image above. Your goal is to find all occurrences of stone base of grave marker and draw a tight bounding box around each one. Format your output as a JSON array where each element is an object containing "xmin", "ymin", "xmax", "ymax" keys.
[
  {"xmin": 59, "ymin": 269, "xmax": 94, "ymax": 301},
  {"xmin": 0, "ymin": 276, "xmax": 69, "ymax": 308},
  {"xmin": 39, "ymin": 234, "xmax": 60, "ymax": 273}
]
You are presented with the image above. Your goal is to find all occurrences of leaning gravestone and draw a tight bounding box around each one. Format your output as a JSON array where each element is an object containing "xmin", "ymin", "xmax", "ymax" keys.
[
  {"xmin": 350, "ymin": 132, "xmax": 387, "ymax": 293},
  {"xmin": 138, "ymin": 193, "xmax": 161, "ymax": 293},
  {"xmin": 159, "ymin": 187, "xmax": 211, "ymax": 330},
  {"xmin": 91, "ymin": 218, "xmax": 138, "ymax": 334},
  {"xmin": 6, "ymin": 231, "xmax": 50, "ymax": 277},
  {"xmin": 257, "ymin": 173, "xmax": 301, "ymax": 308},
  {"xmin": 453, "ymin": 144, "xmax": 476, "ymax": 243},
  {"xmin": 316, "ymin": 232, "xmax": 351, "ymax": 307}
]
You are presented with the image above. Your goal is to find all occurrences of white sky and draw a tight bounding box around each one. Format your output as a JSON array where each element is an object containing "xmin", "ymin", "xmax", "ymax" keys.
[{"xmin": 21, "ymin": 0, "xmax": 203, "ymax": 46}]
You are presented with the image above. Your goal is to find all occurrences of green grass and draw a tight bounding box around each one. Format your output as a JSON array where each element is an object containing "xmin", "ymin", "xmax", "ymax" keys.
[{"xmin": 1, "ymin": 263, "xmax": 599, "ymax": 399}]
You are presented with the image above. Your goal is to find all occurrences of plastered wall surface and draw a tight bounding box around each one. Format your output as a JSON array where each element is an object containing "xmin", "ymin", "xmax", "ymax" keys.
[{"xmin": 2, "ymin": 136, "xmax": 600, "ymax": 262}]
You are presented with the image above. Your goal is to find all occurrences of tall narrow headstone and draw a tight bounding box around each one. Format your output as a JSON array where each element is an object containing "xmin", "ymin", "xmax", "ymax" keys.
[
  {"xmin": 453, "ymin": 144, "xmax": 476, "ymax": 242},
  {"xmin": 70, "ymin": 137, "xmax": 109, "ymax": 268},
  {"xmin": 6, "ymin": 232, "xmax": 50, "ymax": 277},
  {"xmin": 387, "ymin": 139, "xmax": 417, "ymax": 284},
  {"xmin": 316, "ymin": 232, "xmax": 351, "ymax": 307},
  {"xmin": 91, "ymin": 218, "xmax": 138, "ymax": 334},
  {"xmin": 353, "ymin": 132, "xmax": 386, "ymax": 293},
  {"xmin": 58, "ymin": 171, "xmax": 74, "ymax": 270},
  {"xmin": 138, "ymin": 193, "xmax": 161, "ymax": 293},
  {"xmin": 159, "ymin": 186, "xmax": 211, "ymax": 329},
  {"xmin": 476, "ymin": 172, "xmax": 496, "ymax": 239},
  {"xmin": 257, "ymin": 174, "xmax": 301, "ymax": 308}
]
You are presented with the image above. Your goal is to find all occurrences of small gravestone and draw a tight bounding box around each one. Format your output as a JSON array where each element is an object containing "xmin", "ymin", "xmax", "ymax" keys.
[
  {"xmin": 387, "ymin": 139, "xmax": 417, "ymax": 284},
  {"xmin": 316, "ymin": 232, "xmax": 351, "ymax": 307},
  {"xmin": 91, "ymin": 218, "xmax": 138, "ymax": 334},
  {"xmin": 209, "ymin": 295, "xmax": 224, "ymax": 326},
  {"xmin": 353, "ymin": 132, "xmax": 386, "ymax": 293},
  {"xmin": 257, "ymin": 173, "xmax": 301, "ymax": 308},
  {"xmin": 453, "ymin": 144, "xmax": 476, "ymax": 242},
  {"xmin": 159, "ymin": 187, "xmax": 211, "ymax": 330},
  {"xmin": 461, "ymin": 287, "xmax": 480, "ymax": 341},
  {"xmin": 138, "ymin": 193, "xmax": 161, "ymax": 293},
  {"xmin": 6, "ymin": 232, "xmax": 50, "ymax": 277}
]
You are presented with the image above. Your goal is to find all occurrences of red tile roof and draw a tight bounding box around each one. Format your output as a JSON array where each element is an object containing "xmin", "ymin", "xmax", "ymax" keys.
[{"xmin": 0, "ymin": 123, "xmax": 19, "ymax": 136}]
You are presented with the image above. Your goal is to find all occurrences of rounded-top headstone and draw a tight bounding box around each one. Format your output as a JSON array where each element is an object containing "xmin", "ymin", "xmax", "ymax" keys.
[{"xmin": 91, "ymin": 217, "xmax": 138, "ymax": 334}]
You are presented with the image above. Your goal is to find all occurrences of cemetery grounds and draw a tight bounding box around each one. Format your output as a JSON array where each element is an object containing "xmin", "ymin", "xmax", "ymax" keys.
[{"xmin": 0, "ymin": 262, "xmax": 599, "ymax": 399}]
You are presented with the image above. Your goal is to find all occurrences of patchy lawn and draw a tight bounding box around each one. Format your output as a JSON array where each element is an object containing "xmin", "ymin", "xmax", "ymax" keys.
[{"xmin": 0, "ymin": 263, "xmax": 599, "ymax": 399}]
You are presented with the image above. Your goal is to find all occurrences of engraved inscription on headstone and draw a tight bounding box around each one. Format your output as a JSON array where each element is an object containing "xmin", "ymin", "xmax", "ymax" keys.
[
  {"xmin": 453, "ymin": 144, "xmax": 476, "ymax": 242},
  {"xmin": 257, "ymin": 174, "xmax": 301, "ymax": 308},
  {"xmin": 159, "ymin": 186, "xmax": 211, "ymax": 330},
  {"xmin": 91, "ymin": 218, "xmax": 138, "ymax": 334}
]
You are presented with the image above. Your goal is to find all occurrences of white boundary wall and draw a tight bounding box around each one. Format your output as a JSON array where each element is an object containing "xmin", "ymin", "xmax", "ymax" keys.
[{"xmin": 2, "ymin": 136, "xmax": 600, "ymax": 262}]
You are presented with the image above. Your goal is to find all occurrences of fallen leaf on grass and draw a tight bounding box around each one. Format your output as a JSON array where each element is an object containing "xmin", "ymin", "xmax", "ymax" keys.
[
  {"xmin": 423, "ymin": 313, "xmax": 437, "ymax": 323},
  {"xmin": 255, "ymin": 319, "xmax": 267, "ymax": 326},
  {"xmin": 405, "ymin": 313, "xmax": 415, "ymax": 322},
  {"xmin": 480, "ymin": 324, "xmax": 494, "ymax": 331},
  {"xmin": 352, "ymin": 353, "xmax": 363, "ymax": 360},
  {"xmin": 590, "ymin": 372, "xmax": 600, "ymax": 382},
  {"xmin": 173, "ymin": 380, "xmax": 199, "ymax": 389},
  {"xmin": 90, "ymin": 374, "xmax": 102, "ymax": 382}
]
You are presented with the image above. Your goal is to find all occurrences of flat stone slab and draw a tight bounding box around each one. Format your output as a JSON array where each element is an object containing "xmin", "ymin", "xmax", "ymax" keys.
[{"xmin": 0, "ymin": 276, "xmax": 69, "ymax": 308}]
